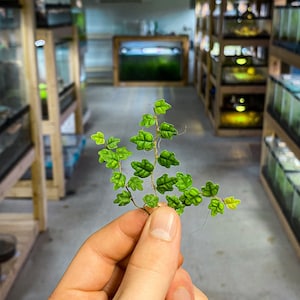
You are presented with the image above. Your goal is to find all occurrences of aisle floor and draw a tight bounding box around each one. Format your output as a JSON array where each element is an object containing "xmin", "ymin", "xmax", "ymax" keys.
[{"xmin": 3, "ymin": 86, "xmax": 300, "ymax": 300}]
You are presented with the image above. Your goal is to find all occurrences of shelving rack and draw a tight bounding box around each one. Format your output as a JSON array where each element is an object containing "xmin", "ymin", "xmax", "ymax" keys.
[
  {"xmin": 194, "ymin": 0, "xmax": 211, "ymax": 108},
  {"xmin": 0, "ymin": 0, "xmax": 47, "ymax": 298},
  {"xmin": 260, "ymin": 0, "xmax": 300, "ymax": 258},
  {"xmin": 194, "ymin": 0, "xmax": 272, "ymax": 136},
  {"xmin": 9, "ymin": 25, "xmax": 84, "ymax": 200}
]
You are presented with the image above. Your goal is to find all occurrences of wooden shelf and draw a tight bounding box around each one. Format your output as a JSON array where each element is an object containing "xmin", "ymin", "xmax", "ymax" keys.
[
  {"xmin": 264, "ymin": 112, "xmax": 300, "ymax": 159},
  {"xmin": 0, "ymin": 214, "xmax": 39, "ymax": 300},
  {"xmin": 0, "ymin": 1, "xmax": 47, "ymax": 297},
  {"xmin": 36, "ymin": 25, "xmax": 74, "ymax": 43},
  {"xmin": 211, "ymin": 34, "xmax": 270, "ymax": 47},
  {"xmin": 260, "ymin": 173, "xmax": 300, "ymax": 259},
  {"xmin": 10, "ymin": 25, "xmax": 83, "ymax": 201},
  {"xmin": 0, "ymin": 215, "xmax": 39, "ymax": 299},
  {"xmin": 87, "ymin": 33, "xmax": 113, "ymax": 40},
  {"xmin": 8, "ymin": 179, "xmax": 68, "ymax": 200},
  {"xmin": 259, "ymin": 0, "xmax": 300, "ymax": 258},
  {"xmin": 270, "ymin": 45, "xmax": 300, "ymax": 70},
  {"xmin": 194, "ymin": 0, "xmax": 272, "ymax": 136},
  {"xmin": 1, "ymin": 148, "xmax": 35, "ymax": 201}
]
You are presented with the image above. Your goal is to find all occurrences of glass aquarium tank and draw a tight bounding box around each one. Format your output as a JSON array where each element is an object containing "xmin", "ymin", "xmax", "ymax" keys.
[
  {"xmin": 264, "ymin": 136, "xmax": 278, "ymax": 184},
  {"xmin": 211, "ymin": 45, "xmax": 268, "ymax": 84},
  {"xmin": 273, "ymin": 6, "xmax": 300, "ymax": 52},
  {"xmin": 220, "ymin": 93, "xmax": 264, "ymax": 128},
  {"xmin": 118, "ymin": 41, "xmax": 183, "ymax": 81},
  {"xmin": 288, "ymin": 173, "xmax": 300, "ymax": 242},
  {"xmin": 36, "ymin": 40, "xmax": 75, "ymax": 119},
  {"xmin": 0, "ymin": 1, "xmax": 33, "ymax": 180},
  {"xmin": 213, "ymin": 2, "xmax": 271, "ymax": 38},
  {"xmin": 35, "ymin": 0, "xmax": 72, "ymax": 28},
  {"xmin": 280, "ymin": 88, "xmax": 293, "ymax": 126},
  {"xmin": 264, "ymin": 137, "xmax": 300, "ymax": 218},
  {"xmin": 290, "ymin": 93, "xmax": 300, "ymax": 143},
  {"xmin": 269, "ymin": 74, "xmax": 300, "ymax": 138}
]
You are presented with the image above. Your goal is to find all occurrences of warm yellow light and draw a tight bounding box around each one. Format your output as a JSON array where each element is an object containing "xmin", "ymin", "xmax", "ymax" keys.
[
  {"xmin": 247, "ymin": 67, "xmax": 256, "ymax": 75},
  {"xmin": 236, "ymin": 57, "xmax": 247, "ymax": 65},
  {"xmin": 235, "ymin": 105, "xmax": 247, "ymax": 112}
]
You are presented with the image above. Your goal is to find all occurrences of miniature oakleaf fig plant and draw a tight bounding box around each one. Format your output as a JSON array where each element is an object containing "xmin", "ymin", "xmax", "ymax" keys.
[{"xmin": 91, "ymin": 99, "xmax": 240, "ymax": 216}]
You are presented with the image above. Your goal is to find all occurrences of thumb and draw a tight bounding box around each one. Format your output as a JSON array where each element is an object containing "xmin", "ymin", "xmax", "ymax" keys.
[{"xmin": 113, "ymin": 206, "xmax": 181, "ymax": 300}]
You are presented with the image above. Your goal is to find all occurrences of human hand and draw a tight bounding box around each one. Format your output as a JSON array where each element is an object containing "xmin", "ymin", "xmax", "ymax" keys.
[{"xmin": 49, "ymin": 206, "xmax": 208, "ymax": 300}]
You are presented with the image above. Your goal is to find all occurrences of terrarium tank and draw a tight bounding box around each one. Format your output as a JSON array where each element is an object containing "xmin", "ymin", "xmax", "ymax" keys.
[
  {"xmin": 0, "ymin": 1, "xmax": 32, "ymax": 180},
  {"xmin": 0, "ymin": 5, "xmax": 26, "ymax": 113},
  {"xmin": 36, "ymin": 39, "xmax": 75, "ymax": 119},
  {"xmin": 118, "ymin": 41, "xmax": 183, "ymax": 81}
]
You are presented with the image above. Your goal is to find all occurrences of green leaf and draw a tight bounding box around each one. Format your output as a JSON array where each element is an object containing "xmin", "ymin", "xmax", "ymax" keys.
[
  {"xmin": 110, "ymin": 172, "xmax": 126, "ymax": 190},
  {"xmin": 131, "ymin": 159, "xmax": 154, "ymax": 178},
  {"xmin": 175, "ymin": 172, "xmax": 193, "ymax": 192},
  {"xmin": 180, "ymin": 187, "xmax": 202, "ymax": 206},
  {"xmin": 98, "ymin": 149, "xmax": 119, "ymax": 169},
  {"xmin": 208, "ymin": 198, "xmax": 225, "ymax": 216},
  {"xmin": 224, "ymin": 196, "xmax": 241, "ymax": 210},
  {"xmin": 158, "ymin": 150, "xmax": 180, "ymax": 168},
  {"xmin": 91, "ymin": 132, "xmax": 105, "ymax": 145},
  {"xmin": 127, "ymin": 176, "xmax": 144, "ymax": 191},
  {"xmin": 114, "ymin": 190, "xmax": 131, "ymax": 206},
  {"xmin": 201, "ymin": 181, "xmax": 219, "ymax": 197},
  {"xmin": 106, "ymin": 136, "xmax": 121, "ymax": 149},
  {"xmin": 154, "ymin": 99, "xmax": 172, "ymax": 115},
  {"xmin": 166, "ymin": 195, "xmax": 185, "ymax": 215},
  {"xmin": 159, "ymin": 122, "xmax": 178, "ymax": 139},
  {"xmin": 140, "ymin": 113, "xmax": 156, "ymax": 128},
  {"xmin": 143, "ymin": 194, "xmax": 159, "ymax": 208},
  {"xmin": 156, "ymin": 174, "xmax": 178, "ymax": 194},
  {"xmin": 130, "ymin": 130, "xmax": 154, "ymax": 151},
  {"xmin": 116, "ymin": 146, "xmax": 132, "ymax": 160}
]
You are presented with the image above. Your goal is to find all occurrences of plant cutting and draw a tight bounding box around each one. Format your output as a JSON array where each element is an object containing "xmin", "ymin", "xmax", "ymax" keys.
[{"xmin": 91, "ymin": 99, "xmax": 240, "ymax": 216}]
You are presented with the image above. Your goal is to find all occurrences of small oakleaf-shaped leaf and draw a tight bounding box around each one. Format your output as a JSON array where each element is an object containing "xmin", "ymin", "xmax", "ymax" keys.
[
  {"xmin": 110, "ymin": 172, "xmax": 126, "ymax": 190},
  {"xmin": 98, "ymin": 149, "xmax": 119, "ymax": 169},
  {"xmin": 201, "ymin": 181, "xmax": 219, "ymax": 197},
  {"xmin": 140, "ymin": 113, "xmax": 156, "ymax": 128},
  {"xmin": 156, "ymin": 174, "xmax": 178, "ymax": 194},
  {"xmin": 131, "ymin": 159, "xmax": 154, "ymax": 178},
  {"xmin": 154, "ymin": 99, "xmax": 172, "ymax": 115},
  {"xmin": 130, "ymin": 130, "xmax": 154, "ymax": 151},
  {"xmin": 143, "ymin": 194, "xmax": 159, "ymax": 208},
  {"xmin": 166, "ymin": 195, "xmax": 185, "ymax": 215},
  {"xmin": 91, "ymin": 132, "xmax": 105, "ymax": 145},
  {"xmin": 116, "ymin": 146, "xmax": 132, "ymax": 160},
  {"xmin": 159, "ymin": 122, "xmax": 178, "ymax": 139},
  {"xmin": 114, "ymin": 190, "xmax": 131, "ymax": 206},
  {"xmin": 175, "ymin": 172, "xmax": 193, "ymax": 192},
  {"xmin": 158, "ymin": 150, "xmax": 180, "ymax": 168},
  {"xmin": 181, "ymin": 187, "xmax": 202, "ymax": 206},
  {"xmin": 127, "ymin": 176, "xmax": 144, "ymax": 191},
  {"xmin": 106, "ymin": 136, "xmax": 121, "ymax": 149},
  {"xmin": 224, "ymin": 196, "xmax": 241, "ymax": 210},
  {"xmin": 208, "ymin": 198, "xmax": 225, "ymax": 216}
]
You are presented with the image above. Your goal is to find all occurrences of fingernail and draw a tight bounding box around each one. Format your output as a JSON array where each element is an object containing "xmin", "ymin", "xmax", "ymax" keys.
[
  {"xmin": 173, "ymin": 287, "xmax": 192, "ymax": 300},
  {"xmin": 150, "ymin": 208, "xmax": 177, "ymax": 241}
]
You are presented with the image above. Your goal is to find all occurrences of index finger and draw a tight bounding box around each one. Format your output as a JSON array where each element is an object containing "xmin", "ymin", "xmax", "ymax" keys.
[{"xmin": 51, "ymin": 209, "xmax": 149, "ymax": 296}]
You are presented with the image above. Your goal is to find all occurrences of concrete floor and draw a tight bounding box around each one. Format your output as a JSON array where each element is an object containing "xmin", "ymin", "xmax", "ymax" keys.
[{"xmin": 2, "ymin": 85, "xmax": 300, "ymax": 299}]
